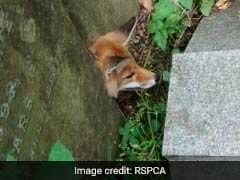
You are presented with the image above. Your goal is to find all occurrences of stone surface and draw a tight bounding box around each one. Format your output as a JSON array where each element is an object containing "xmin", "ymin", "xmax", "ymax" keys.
[
  {"xmin": 186, "ymin": 0, "xmax": 240, "ymax": 53},
  {"xmin": 0, "ymin": 0, "xmax": 138, "ymax": 160},
  {"xmin": 163, "ymin": 1, "xmax": 240, "ymax": 159},
  {"xmin": 62, "ymin": 0, "xmax": 138, "ymax": 43},
  {"xmin": 163, "ymin": 50, "xmax": 240, "ymax": 158}
]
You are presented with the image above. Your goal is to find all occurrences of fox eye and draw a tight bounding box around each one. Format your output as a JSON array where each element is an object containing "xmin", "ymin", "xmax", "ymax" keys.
[{"xmin": 125, "ymin": 73, "xmax": 135, "ymax": 79}]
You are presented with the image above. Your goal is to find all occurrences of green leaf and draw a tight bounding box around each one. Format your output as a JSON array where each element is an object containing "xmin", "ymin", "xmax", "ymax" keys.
[
  {"xmin": 48, "ymin": 141, "xmax": 74, "ymax": 161},
  {"xmin": 140, "ymin": 141, "xmax": 154, "ymax": 151},
  {"xmin": 148, "ymin": 20, "xmax": 164, "ymax": 33},
  {"xmin": 165, "ymin": 12, "xmax": 183, "ymax": 34},
  {"xmin": 127, "ymin": 151, "xmax": 137, "ymax": 161},
  {"xmin": 153, "ymin": 103, "xmax": 166, "ymax": 113},
  {"xmin": 129, "ymin": 136, "xmax": 139, "ymax": 146},
  {"xmin": 179, "ymin": 0, "xmax": 193, "ymax": 10},
  {"xmin": 125, "ymin": 120, "xmax": 135, "ymax": 129},
  {"xmin": 154, "ymin": 30, "xmax": 168, "ymax": 50},
  {"xmin": 200, "ymin": 0, "xmax": 215, "ymax": 16},
  {"xmin": 122, "ymin": 136, "xmax": 129, "ymax": 148},
  {"xmin": 150, "ymin": 119, "xmax": 161, "ymax": 133},
  {"xmin": 165, "ymin": 13, "xmax": 182, "ymax": 27},
  {"xmin": 119, "ymin": 127, "xmax": 129, "ymax": 135},
  {"xmin": 130, "ymin": 126, "xmax": 140, "ymax": 138},
  {"xmin": 130, "ymin": 143, "xmax": 141, "ymax": 150},
  {"xmin": 155, "ymin": 0, "xmax": 177, "ymax": 20},
  {"xmin": 148, "ymin": 22, "xmax": 157, "ymax": 33}
]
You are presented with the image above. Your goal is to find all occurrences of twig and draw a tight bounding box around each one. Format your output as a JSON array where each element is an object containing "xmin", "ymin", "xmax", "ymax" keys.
[{"xmin": 123, "ymin": 17, "xmax": 139, "ymax": 46}]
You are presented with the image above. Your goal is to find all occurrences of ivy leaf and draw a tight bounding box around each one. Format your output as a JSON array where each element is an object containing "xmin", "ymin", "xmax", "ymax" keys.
[
  {"xmin": 200, "ymin": 0, "xmax": 215, "ymax": 16},
  {"xmin": 165, "ymin": 12, "xmax": 183, "ymax": 34},
  {"xmin": 148, "ymin": 21, "xmax": 158, "ymax": 33},
  {"xmin": 148, "ymin": 20, "xmax": 164, "ymax": 33},
  {"xmin": 179, "ymin": 0, "xmax": 193, "ymax": 10},
  {"xmin": 155, "ymin": 0, "xmax": 176, "ymax": 20},
  {"xmin": 48, "ymin": 141, "xmax": 74, "ymax": 161},
  {"xmin": 154, "ymin": 30, "xmax": 168, "ymax": 50}
]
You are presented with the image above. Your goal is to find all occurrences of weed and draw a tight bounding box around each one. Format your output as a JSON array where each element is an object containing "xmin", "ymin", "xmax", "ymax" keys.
[
  {"xmin": 149, "ymin": 0, "xmax": 215, "ymax": 50},
  {"xmin": 118, "ymin": 0, "xmax": 215, "ymax": 161},
  {"xmin": 118, "ymin": 94, "xmax": 166, "ymax": 161}
]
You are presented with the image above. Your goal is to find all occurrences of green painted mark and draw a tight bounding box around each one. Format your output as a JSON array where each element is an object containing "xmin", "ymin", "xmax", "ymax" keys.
[
  {"xmin": 48, "ymin": 141, "xmax": 74, "ymax": 161},
  {"xmin": 6, "ymin": 152, "xmax": 17, "ymax": 161}
]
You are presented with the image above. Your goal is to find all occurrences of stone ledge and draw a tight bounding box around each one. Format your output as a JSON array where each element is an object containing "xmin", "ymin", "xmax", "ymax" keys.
[{"xmin": 186, "ymin": 0, "xmax": 240, "ymax": 53}]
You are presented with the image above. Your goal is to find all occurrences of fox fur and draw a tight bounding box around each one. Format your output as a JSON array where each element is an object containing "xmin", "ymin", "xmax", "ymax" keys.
[{"xmin": 89, "ymin": 0, "xmax": 157, "ymax": 98}]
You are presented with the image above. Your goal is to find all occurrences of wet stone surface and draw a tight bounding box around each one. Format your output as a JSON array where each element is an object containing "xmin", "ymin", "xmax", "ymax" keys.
[{"xmin": 0, "ymin": 0, "xmax": 138, "ymax": 160}]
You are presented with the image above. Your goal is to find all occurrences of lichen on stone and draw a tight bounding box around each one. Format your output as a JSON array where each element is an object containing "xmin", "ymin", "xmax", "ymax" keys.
[
  {"xmin": 23, "ymin": 96, "xmax": 33, "ymax": 112},
  {"xmin": 0, "ymin": 9, "xmax": 13, "ymax": 34},
  {"xmin": 13, "ymin": 137, "xmax": 22, "ymax": 154},
  {"xmin": 0, "ymin": 128, "xmax": 3, "ymax": 141},
  {"xmin": 17, "ymin": 115, "xmax": 29, "ymax": 131},
  {"xmin": 0, "ymin": 103, "xmax": 10, "ymax": 119},
  {"xmin": 19, "ymin": 18, "xmax": 37, "ymax": 43},
  {"xmin": 5, "ymin": 79, "xmax": 21, "ymax": 103}
]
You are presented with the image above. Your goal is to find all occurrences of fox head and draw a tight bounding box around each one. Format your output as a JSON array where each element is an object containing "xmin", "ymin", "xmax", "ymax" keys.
[
  {"xmin": 103, "ymin": 55, "xmax": 158, "ymax": 97},
  {"xmin": 89, "ymin": 31, "xmax": 158, "ymax": 98}
]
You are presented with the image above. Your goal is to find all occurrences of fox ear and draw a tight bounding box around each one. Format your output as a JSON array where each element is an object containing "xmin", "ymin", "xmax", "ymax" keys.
[{"xmin": 106, "ymin": 56, "xmax": 129, "ymax": 77}]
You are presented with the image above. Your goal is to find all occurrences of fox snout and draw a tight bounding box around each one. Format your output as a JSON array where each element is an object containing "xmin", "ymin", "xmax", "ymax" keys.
[
  {"xmin": 119, "ymin": 69, "xmax": 158, "ymax": 91},
  {"xmin": 103, "ymin": 56, "xmax": 158, "ymax": 97},
  {"xmin": 139, "ymin": 75, "xmax": 158, "ymax": 89}
]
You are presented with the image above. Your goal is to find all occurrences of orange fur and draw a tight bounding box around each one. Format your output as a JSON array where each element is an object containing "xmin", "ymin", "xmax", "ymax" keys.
[{"xmin": 89, "ymin": 31, "xmax": 157, "ymax": 98}]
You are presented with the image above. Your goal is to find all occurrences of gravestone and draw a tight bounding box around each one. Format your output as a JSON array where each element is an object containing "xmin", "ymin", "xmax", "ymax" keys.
[
  {"xmin": 163, "ymin": 0, "xmax": 240, "ymax": 159},
  {"xmin": 163, "ymin": 0, "xmax": 240, "ymax": 179},
  {"xmin": 0, "ymin": 0, "xmax": 138, "ymax": 160}
]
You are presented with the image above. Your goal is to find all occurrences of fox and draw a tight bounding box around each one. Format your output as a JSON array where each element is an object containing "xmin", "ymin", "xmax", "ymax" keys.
[{"xmin": 89, "ymin": 0, "xmax": 157, "ymax": 98}]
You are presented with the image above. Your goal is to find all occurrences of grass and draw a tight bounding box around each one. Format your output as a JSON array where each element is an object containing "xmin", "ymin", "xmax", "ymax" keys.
[
  {"xmin": 118, "ymin": 94, "xmax": 166, "ymax": 161},
  {"xmin": 118, "ymin": 0, "xmax": 215, "ymax": 161}
]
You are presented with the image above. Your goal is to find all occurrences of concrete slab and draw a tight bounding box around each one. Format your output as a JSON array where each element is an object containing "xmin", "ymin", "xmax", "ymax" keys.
[
  {"xmin": 163, "ymin": 0, "xmax": 240, "ymax": 160},
  {"xmin": 186, "ymin": 0, "xmax": 240, "ymax": 53},
  {"xmin": 163, "ymin": 49, "xmax": 240, "ymax": 158}
]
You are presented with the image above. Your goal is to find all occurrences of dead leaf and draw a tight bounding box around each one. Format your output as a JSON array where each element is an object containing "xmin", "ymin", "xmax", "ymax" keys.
[
  {"xmin": 138, "ymin": 0, "xmax": 153, "ymax": 12},
  {"xmin": 215, "ymin": 0, "xmax": 232, "ymax": 10}
]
